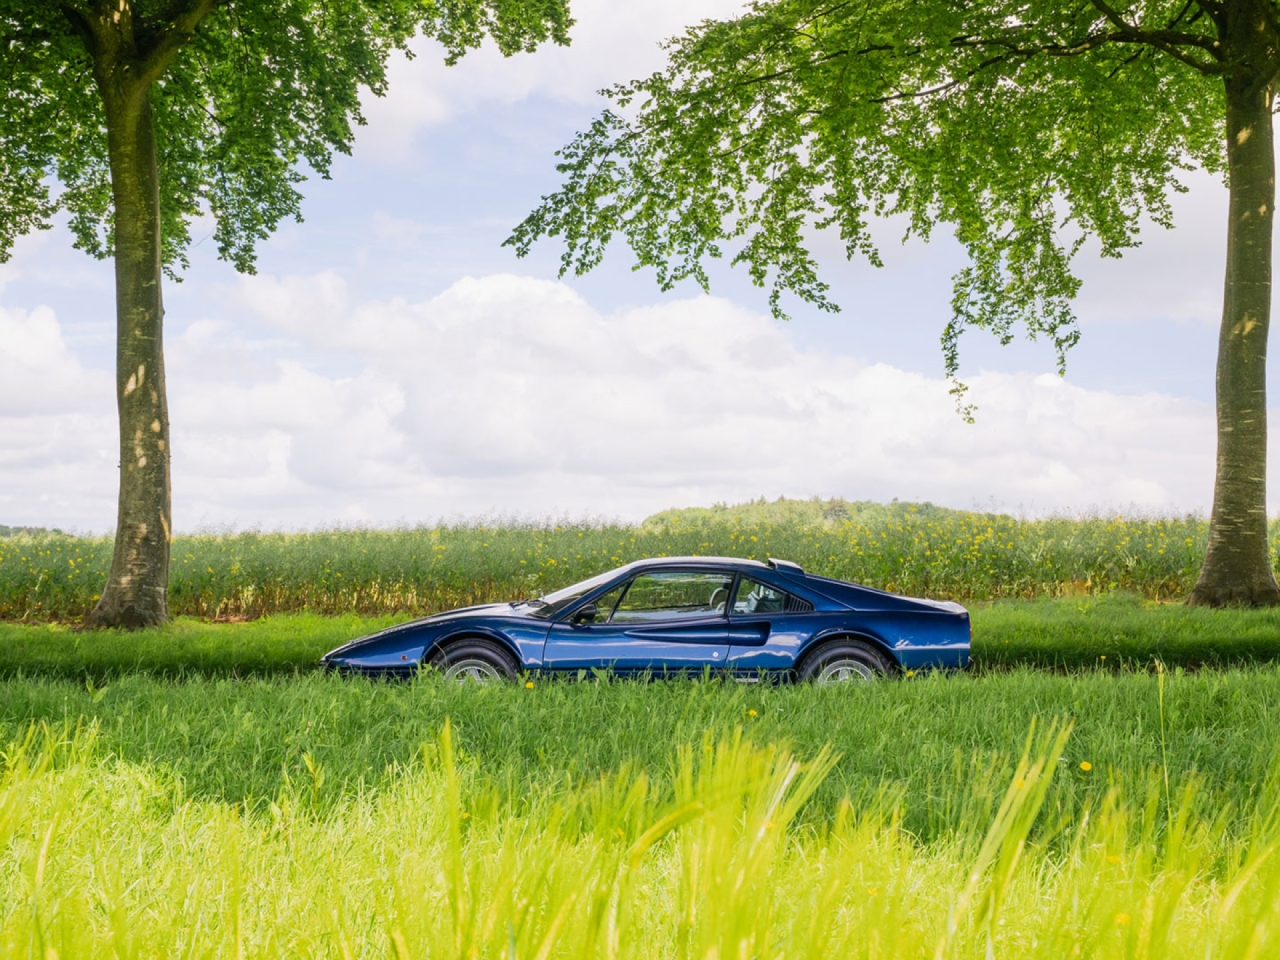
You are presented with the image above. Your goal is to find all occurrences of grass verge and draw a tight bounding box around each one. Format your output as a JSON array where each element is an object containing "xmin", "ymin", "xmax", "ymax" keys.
[{"xmin": 0, "ymin": 593, "xmax": 1277, "ymax": 679}]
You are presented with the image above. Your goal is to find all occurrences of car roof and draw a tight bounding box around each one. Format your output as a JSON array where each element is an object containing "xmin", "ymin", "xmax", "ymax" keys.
[{"xmin": 621, "ymin": 556, "xmax": 771, "ymax": 571}]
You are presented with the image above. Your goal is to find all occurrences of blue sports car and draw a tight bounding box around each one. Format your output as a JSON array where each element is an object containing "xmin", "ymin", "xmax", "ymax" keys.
[{"xmin": 320, "ymin": 556, "xmax": 970, "ymax": 683}]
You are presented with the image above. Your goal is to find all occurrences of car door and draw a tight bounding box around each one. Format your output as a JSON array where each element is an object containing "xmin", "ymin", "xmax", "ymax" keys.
[
  {"xmin": 544, "ymin": 569, "xmax": 732, "ymax": 672},
  {"xmin": 726, "ymin": 574, "xmax": 813, "ymax": 673}
]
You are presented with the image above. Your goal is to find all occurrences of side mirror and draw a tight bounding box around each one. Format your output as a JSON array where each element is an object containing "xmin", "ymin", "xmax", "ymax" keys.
[{"xmin": 571, "ymin": 603, "xmax": 599, "ymax": 626}]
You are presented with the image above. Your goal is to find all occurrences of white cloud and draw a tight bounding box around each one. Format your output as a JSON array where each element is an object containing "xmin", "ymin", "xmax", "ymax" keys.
[
  {"xmin": 0, "ymin": 302, "xmax": 115, "ymax": 529},
  {"xmin": 0, "ymin": 273, "xmax": 1236, "ymax": 532},
  {"xmin": 154, "ymin": 270, "xmax": 1219, "ymax": 528}
]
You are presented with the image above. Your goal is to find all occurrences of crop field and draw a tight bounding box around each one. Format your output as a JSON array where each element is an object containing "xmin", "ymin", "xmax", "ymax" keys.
[
  {"xmin": 3, "ymin": 506, "xmax": 1280, "ymax": 956},
  {"xmin": 0, "ymin": 500, "xmax": 1242, "ymax": 620}
]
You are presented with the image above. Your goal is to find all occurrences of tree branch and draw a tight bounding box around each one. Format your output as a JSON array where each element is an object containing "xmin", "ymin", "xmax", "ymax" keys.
[
  {"xmin": 1088, "ymin": 0, "xmax": 1224, "ymax": 71},
  {"xmin": 136, "ymin": 0, "xmax": 219, "ymax": 88},
  {"xmin": 735, "ymin": 9, "xmax": 1225, "ymax": 99}
]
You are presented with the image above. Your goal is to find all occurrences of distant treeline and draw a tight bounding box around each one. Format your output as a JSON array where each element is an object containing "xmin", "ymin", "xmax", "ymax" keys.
[
  {"xmin": 0, "ymin": 498, "xmax": 1226, "ymax": 621},
  {"xmin": 0, "ymin": 525, "xmax": 61, "ymax": 538}
]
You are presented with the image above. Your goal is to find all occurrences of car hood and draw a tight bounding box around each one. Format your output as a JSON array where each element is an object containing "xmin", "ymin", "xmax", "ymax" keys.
[{"xmin": 322, "ymin": 601, "xmax": 536, "ymax": 659}]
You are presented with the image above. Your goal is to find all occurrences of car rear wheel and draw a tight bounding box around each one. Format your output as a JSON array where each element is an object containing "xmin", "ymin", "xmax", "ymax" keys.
[
  {"xmin": 429, "ymin": 638, "xmax": 519, "ymax": 685},
  {"xmin": 797, "ymin": 639, "xmax": 894, "ymax": 685}
]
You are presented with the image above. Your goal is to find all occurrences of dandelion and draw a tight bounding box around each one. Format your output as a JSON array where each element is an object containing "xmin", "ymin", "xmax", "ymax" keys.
[
  {"xmin": 1080, "ymin": 761, "xmax": 1093, "ymax": 772},
  {"xmin": 905, "ymin": 670, "xmax": 916, "ymax": 678},
  {"xmin": 524, "ymin": 680, "xmax": 534, "ymax": 689},
  {"xmin": 748, "ymin": 709, "xmax": 758, "ymax": 717}
]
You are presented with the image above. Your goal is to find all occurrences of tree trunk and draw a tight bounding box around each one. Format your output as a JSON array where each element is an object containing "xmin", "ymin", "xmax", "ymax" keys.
[
  {"xmin": 86, "ymin": 85, "xmax": 172, "ymax": 628},
  {"xmin": 1189, "ymin": 58, "xmax": 1280, "ymax": 604}
]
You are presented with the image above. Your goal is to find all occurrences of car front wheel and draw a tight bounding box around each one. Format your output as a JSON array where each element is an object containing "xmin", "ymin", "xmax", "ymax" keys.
[
  {"xmin": 429, "ymin": 638, "xmax": 520, "ymax": 685},
  {"xmin": 796, "ymin": 639, "xmax": 894, "ymax": 685}
]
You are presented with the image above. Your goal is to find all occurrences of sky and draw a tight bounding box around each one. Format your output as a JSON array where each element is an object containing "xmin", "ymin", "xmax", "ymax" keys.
[{"xmin": 0, "ymin": 0, "xmax": 1259, "ymax": 532}]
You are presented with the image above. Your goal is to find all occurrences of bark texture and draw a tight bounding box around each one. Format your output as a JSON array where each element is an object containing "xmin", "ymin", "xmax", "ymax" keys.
[
  {"xmin": 1190, "ymin": 0, "xmax": 1280, "ymax": 605},
  {"xmin": 85, "ymin": 27, "xmax": 172, "ymax": 628}
]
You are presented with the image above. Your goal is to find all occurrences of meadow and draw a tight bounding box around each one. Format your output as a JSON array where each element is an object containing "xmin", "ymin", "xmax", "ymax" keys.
[
  {"xmin": 3, "ymin": 668, "xmax": 1280, "ymax": 957},
  {"xmin": 4, "ymin": 501, "xmax": 1280, "ymax": 956},
  {"xmin": 0, "ymin": 499, "xmax": 1230, "ymax": 620}
]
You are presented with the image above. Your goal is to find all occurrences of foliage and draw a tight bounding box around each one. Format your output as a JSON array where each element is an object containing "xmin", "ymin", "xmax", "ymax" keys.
[
  {"xmin": 506, "ymin": 0, "xmax": 1226, "ymax": 404},
  {"xmin": 3, "ymin": 676, "xmax": 1280, "ymax": 954},
  {"xmin": 0, "ymin": 502, "xmax": 1241, "ymax": 619},
  {"xmin": 0, "ymin": 0, "xmax": 573, "ymax": 274}
]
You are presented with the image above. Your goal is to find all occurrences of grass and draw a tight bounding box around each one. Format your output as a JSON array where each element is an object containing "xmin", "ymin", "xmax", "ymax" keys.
[
  {"xmin": 5, "ymin": 498, "xmax": 1280, "ymax": 954},
  {"xmin": 0, "ymin": 593, "xmax": 1277, "ymax": 680},
  {"xmin": 0, "ymin": 500, "xmax": 1246, "ymax": 620},
  {"xmin": 3, "ymin": 671, "xmax": 1280, "ymax": 956},
  {"xmin": 0, "ymin": 663, "xmax": 1275, "ymax": 836}
]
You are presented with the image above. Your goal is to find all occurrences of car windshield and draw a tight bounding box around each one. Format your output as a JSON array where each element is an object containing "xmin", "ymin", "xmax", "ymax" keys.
[{"xmin": 527, "ymin": 569, "xmax": 623, "ymax": 619}]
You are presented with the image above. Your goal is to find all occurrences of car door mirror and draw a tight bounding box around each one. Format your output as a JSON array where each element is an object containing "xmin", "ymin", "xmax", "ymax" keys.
[{"xmin": 570, "ymin": 603, "xmax": 599, "ymax": 626}]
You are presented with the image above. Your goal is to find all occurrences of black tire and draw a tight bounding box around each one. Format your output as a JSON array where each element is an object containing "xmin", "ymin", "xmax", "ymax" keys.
[
  {"xmin": 428, "ymin": 637, "xmax": 520, "ymax": 685},
  {"xmin": 796, "ymin": 638, "xmax": 895, "ymax": 684}
]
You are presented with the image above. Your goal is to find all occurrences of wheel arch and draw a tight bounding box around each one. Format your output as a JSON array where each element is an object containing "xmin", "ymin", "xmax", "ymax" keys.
[
  {"xmin": 427, "ymin": 628, "xmax": 523, "ymax": 668},
  {"xmin": 795, "ymin": 629, "xmax": 901, "ymax": 674}
]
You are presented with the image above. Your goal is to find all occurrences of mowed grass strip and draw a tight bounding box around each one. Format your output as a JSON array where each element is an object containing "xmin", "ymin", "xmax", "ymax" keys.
[{"xmin": 0, "ymin": 593, "xmax": 1276, "ymax": 679}]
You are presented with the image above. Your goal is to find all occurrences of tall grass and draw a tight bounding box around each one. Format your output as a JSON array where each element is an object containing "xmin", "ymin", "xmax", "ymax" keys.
[
  {"xmin": 2, "ymin": 667, "xmax": 1278, "ymax": 843},
  {"xmin": 4, "ymin": 714, "xmax": 1280, "ymax": 957},
  {"xmin": 0, "ymin": 503, "xmax": 1252, "ymax": 620}
]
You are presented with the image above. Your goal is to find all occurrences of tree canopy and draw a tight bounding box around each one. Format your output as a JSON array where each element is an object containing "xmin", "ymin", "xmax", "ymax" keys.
[
  {"xmin": 3, "ymin": 0, "xmax": 572, "ymax": 275},
  {"xmin": 509, "ymin": 0, "xmax": 1226, "ymax": 406}
]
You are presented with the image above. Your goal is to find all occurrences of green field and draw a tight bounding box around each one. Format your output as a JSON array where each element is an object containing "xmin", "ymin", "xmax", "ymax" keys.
[
  {"xmin": 0, "ymin": 500, "xmax": 1239, "ymax": 620},
  {"xmin": 4, "ymin": 507, "xmax": 1280, "ymax": 955},
  {"xmin": 3, "ymin": 664, "xmax": 1280, "ymax": 956}
]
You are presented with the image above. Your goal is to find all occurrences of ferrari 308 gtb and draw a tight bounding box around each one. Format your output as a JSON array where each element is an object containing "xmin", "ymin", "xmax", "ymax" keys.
[{"xmin": 320, "ymin": 556, "xmax": 970, "ymax": 684}]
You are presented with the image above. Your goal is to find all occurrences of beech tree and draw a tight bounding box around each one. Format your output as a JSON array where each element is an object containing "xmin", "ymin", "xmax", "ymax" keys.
[
  {"xmin": 509, "ymin": 0, "xmax": 1280, "ymax": 605},
  {"xmin": 1, "ymin": 0, "xmax": 571, "ymax": 626}
]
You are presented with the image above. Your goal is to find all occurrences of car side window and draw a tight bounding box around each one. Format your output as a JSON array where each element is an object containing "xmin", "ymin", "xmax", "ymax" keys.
[
  {"xmin": 579, "ymin": 583, "xmax": 625, "ymax": 624},
  {"xmin": 611, "ymin": 572, "xmax": 735, "ymax": 623},
  {"xmin": 732, "ymin": 577, "xmax": 789, "ymax": 614}
]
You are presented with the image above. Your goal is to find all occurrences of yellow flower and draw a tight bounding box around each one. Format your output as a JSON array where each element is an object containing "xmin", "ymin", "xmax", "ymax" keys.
[
  {"xmin": 905, "ymin": 670, "xmax": 916, "ymax": 678},
  {"xmin": 1114, "ymin": 912, "xmax": 1130, "ymax": 925},
  {"xmin": 748, "ymin": 709, "xmax": 758, "ymax": 717},
  {"xmin": 1080, "ymin": 761, "xmax": 1093, "ymax": 772},
  {"xmin": 524, "ymin": 680, "xmax": 535, "ymax": 689}
]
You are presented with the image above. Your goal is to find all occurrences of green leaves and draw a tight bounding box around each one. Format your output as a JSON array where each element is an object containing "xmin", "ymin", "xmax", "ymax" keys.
[
  {"xmin": 509, "ymin": 0, "xmax": 1226, "ymax": 384},
  {"xmin": 0, "ymin": 0, "xmax": 573, "ymax": 273}
]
